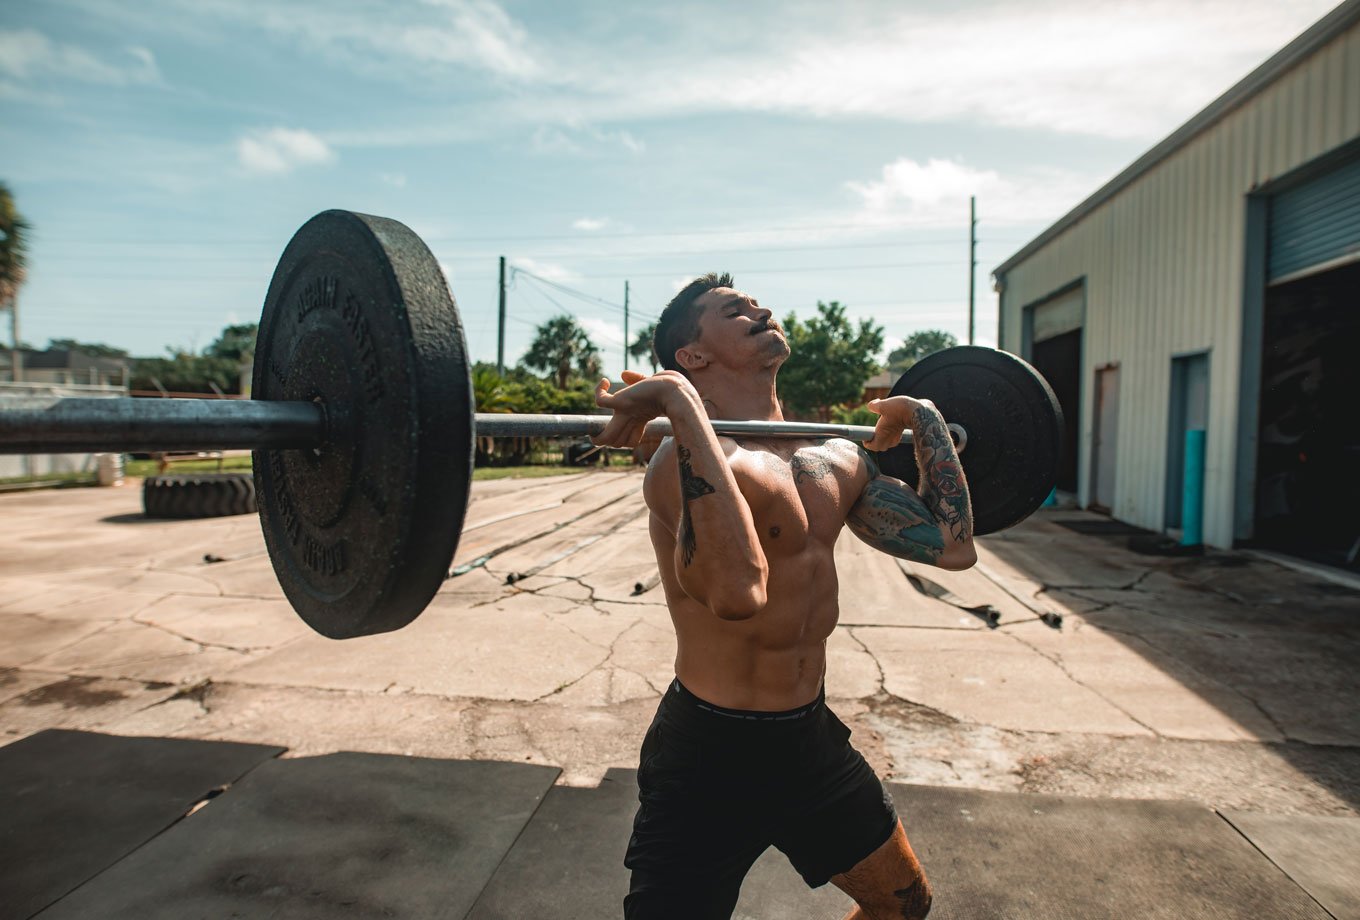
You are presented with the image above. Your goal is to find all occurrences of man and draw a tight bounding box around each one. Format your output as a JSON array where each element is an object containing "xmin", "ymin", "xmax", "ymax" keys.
[{"xmin": 591, "ymin": 273, "xmax": 974, "ymax": 920}]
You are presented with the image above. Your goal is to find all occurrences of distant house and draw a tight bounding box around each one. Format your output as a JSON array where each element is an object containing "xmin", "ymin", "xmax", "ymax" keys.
[
  {"xmin": 862, "ymin": 369, "xmax": 895, "ymax": 403},
  {"xmin": 1, "ymin": 348, "xmax": 130, "ymax": 387}
]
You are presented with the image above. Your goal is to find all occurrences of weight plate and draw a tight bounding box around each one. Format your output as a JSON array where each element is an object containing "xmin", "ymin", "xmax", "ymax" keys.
[
  {"xmin": 876, "ymin": 346, "xmax": 1063, "ymax": 536},
  {"xmin": 253, "ymin": 211, "xmax": 474, "ymax": 638}
]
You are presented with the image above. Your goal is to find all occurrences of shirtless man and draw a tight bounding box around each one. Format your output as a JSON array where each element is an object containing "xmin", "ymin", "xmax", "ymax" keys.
[{"xmin": 591, "ymin": 273, "xmax": 975, "ymax": 920}]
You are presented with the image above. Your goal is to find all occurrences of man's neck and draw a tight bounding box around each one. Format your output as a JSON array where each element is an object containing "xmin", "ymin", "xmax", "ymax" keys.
[{"xmin": 693, "ymin": 365, "xmax": 783, "ymax": 422}]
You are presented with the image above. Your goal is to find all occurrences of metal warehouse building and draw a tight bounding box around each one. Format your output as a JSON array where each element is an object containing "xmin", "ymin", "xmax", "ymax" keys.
[{"xmin": 993, "ymin": 0, "xmax": 1360, "ymax": 568}]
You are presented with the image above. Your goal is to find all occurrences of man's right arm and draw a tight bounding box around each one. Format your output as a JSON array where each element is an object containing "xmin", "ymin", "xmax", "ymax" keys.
[{"xmin": 597, "ymin": 373, "xmax": 768, "ymax": 620}]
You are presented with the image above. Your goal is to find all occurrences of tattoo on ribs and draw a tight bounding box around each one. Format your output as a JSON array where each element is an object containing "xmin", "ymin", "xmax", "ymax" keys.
[
  {"xmin": 913, "ymin": 406, "xmax": 972, "ymax": 543},
  {"xmin": 676, "ymin": 444, "xmax": 716, "ymax": 567}
]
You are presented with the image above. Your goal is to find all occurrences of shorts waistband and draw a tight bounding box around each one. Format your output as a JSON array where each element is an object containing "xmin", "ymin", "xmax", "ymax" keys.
[{"xmin": 668, "ymin": 678, "xmax": 824, "ymax": 722}]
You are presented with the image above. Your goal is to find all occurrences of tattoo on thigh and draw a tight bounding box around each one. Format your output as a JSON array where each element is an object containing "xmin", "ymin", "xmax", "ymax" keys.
[
  {"xmin": 677, "ymin": 444, "xmax": 715, "ymax": 567},
  {"xmin": 893, "ymin": 878, "xmax": 932, "ymax": 919}
]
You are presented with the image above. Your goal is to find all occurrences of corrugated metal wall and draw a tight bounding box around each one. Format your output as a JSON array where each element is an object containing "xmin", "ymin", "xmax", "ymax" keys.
[{"xmin": 996, "ymin": 22, "xmax": 1360, "ymax": 548}]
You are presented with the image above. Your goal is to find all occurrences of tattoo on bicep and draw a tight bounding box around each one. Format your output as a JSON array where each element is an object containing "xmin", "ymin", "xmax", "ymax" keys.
[
  {"xmin": 847, "ymin": 478, "xmax": 945, "ymax": 564},
  {"xmin": 913, "ymin": 406, "xmax": 973, "ymax": 543},
  {"xmin": 856, "ymin": 444, "xmax": 880, "ymax": 478},
  {"xmin": 676, "ymin": 444, "xmax": 716, "ymax": 567}
]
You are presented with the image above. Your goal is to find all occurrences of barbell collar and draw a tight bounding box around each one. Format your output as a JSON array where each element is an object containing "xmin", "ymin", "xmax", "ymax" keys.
[{"xmin": 0, "ymin": 397, "xmax": 326, "ymax": 454}]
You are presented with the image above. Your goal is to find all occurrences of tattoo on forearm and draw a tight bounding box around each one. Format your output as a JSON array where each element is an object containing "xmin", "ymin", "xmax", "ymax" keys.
[
  {"xmin": 913, "ymin": 406, "xmax": 972, "ymax": 543},
  {"xmin": 676, "ymin": 444, "xmax": 716, "ymax": 567},
  {"xmin": 847, "ymin": 478, "xmax": 945, "ymax": 564}
]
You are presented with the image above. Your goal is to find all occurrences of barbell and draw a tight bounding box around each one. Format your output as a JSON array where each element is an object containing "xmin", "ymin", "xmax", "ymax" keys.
[{"xmin": 0, "ymin": 210, "xmax": 1063, "ymax": 640}]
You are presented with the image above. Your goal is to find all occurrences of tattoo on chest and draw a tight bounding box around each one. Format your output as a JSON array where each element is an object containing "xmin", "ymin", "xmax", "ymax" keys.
[
  {"xmin": 677, "ymin": 444, "xmax": 716, "ymax": 567},
  {"xmin": 791, "ymin": 450, "xmax": 834, "ymax": 484}
]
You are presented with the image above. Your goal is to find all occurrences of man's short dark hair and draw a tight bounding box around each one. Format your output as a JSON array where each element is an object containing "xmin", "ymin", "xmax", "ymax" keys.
[{"xmin": 653, "ymin": 272, "xmax": 733, "ymax": 376}]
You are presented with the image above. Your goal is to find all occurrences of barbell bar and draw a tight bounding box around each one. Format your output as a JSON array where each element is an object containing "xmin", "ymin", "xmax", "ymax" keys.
[
  {"xmin": 0, "ymin": 400, "xmax": 966, "ymax": 454},
  {"xmin": 0, "ymin": 210, "xmax": 1062, "ymax": 640}
]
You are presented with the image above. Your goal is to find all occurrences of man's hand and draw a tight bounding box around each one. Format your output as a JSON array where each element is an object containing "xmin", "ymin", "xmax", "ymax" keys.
[
  {"xmin": 860, "ymin": 395, "xmax": 940, "ymax": 452},
  {"xmin": 591, "ymin": 370, "xmax": 698, "ymax": 448}
]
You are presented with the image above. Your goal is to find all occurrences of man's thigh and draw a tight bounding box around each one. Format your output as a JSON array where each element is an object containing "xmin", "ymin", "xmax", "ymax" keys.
[{"xmin": 830, "ymin": 820, "xmax": 932, "ymax": 920}]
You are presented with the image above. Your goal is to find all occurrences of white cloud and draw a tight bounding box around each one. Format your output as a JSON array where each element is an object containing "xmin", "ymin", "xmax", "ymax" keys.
[
  {"xmin": 236, "ymin": 127, "xmax": 336, "ymax": 175},
  {"xmin": 578, "ymin": 316, "xmax": 624, "ymax": 350},
  {"xmin": 501, "ymin": 0, "xmax": 1337, "ymax": 141},
  {"xmin": 0, "ymin": 29, "xmax": 161, "ymax": 87},
  {"xmin": 572, "ymin": 217, "xmax": 608, "ymax": 232},
  {"xmin": 512, "ymin": 257, "xmax": 579, "ymax": 283},
  {"xmin": 380, "ymin": 171, "xmax": 407, "ymax": 187},
  {"xmin": 847, "ymin": 157, "xmax": 1103, "ymax": 228}
]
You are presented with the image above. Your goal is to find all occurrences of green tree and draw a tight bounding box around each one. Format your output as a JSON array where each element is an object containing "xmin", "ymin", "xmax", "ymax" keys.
[
  {"xmin": 472, "ymin": 363, "xmax": 519, "ymax": 413},
  {"xmin": 0, "ymin": 182, "xmax": 31, "ymax": 381},
  {"xmin": 521, "ymin": 315, "xmax": 601, "ymax": 390},
  {"xmin": 886, "ymin": 329, "xmax": 957, "ymax": 375},
  {"xmin": 628, "ymin": 321, "xmax": 659, "ymax": 373},
  {"xmin": 204, "ymin": 323, "xmax": 258, "ymax": 363},
  {"xmin": 778, "ymin": 301, "xmax": 884, "ymax": 422},
  {"xmin": 46, "ymin": 338, "xmax": 130, "ymax": 359}
]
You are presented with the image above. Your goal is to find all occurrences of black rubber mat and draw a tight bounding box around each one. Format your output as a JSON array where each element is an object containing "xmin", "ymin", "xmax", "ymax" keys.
[
  {"xmin": 35, "ymin": 751, "xmax": 559, "ymax": 920},
  {"xmin": 464, "ymin": 767, "xmax": 853, "ymax": 919},
  {"xmin": 1222, "ymin": 810, "xmax": 1360, "ymax": 920},
  {"xmin": 0, "ymin": 730, "xmax": 283, "ymax": 920},
  {"xmin": 895, "ymin": 784, "xmax": 1332, "ymax": 920}
]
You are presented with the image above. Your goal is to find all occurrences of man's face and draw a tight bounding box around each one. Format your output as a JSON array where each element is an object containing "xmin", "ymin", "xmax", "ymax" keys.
[{"xmin": 690, "ymin": 287, "xmax": 790, "ymax": 370}]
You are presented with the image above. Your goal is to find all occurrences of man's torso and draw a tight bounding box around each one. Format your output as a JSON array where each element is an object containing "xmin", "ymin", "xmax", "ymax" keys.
[{"xmin": 650, "ymin": 435, "xmax": 869, "ymax": 710}]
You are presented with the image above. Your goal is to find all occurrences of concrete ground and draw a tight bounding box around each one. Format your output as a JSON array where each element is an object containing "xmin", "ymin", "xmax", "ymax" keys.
[{"xmin": 2, "ymin": 468, "xmax": 1358, "ymax": 824}]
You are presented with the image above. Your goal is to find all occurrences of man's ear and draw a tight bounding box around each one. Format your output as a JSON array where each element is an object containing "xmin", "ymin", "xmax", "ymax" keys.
[{"xmin": 676, "ymin": 346, "xmax": 707, "ymax": 372}]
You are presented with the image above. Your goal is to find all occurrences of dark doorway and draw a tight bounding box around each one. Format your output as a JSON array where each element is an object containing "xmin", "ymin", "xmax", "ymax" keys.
[
  {"xmin": 1030, "ymin": 329, "xmax": 1081, "ymax": 493},
  {"xmin": 1254, "ymin": 260, "xmax": 1360, "ymax": 570}
]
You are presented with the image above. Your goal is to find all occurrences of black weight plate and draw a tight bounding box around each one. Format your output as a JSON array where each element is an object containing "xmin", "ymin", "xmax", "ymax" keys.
[
  {"xmin": 876, "ymin": 346, "xmax": 1062, "ymax": 536},
  {"xmin": 253, "ymin": 211, "xmax": 473, "ymax": 638}
]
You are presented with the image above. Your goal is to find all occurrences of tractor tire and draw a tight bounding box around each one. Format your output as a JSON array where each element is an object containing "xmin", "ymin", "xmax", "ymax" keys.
[{"xmin": 142, "ymin": 473, "xmax": 258, "ymax": 519}]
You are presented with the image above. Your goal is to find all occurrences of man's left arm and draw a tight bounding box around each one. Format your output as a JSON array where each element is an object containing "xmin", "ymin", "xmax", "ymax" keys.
[{"xmin": 846, "ymin": 398, "xmax": 976, "ymax": 570}]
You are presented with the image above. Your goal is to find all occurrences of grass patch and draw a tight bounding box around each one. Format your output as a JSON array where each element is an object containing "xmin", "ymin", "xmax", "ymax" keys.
[
  {"xmin": 0, "ymin": 471, "xmax": 97, "ymax": 490},
  {"xmin": 124, "ymin": 455, "xmax": 254, "ymax": 478},
  {"xmin": 473, "ymin": 465, "xmax": 599, "ymax": 481}
]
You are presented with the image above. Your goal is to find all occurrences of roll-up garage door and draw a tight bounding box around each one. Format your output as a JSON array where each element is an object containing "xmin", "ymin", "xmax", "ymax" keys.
[{"xmin": 1268, "ymin": 154, "xmax": 1360, "ymax": 284}]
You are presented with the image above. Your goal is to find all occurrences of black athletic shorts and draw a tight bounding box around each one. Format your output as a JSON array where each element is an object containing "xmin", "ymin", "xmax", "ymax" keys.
[{"xmin": 623, "ymin": 679, "xmax": 898, "ymax": 920}]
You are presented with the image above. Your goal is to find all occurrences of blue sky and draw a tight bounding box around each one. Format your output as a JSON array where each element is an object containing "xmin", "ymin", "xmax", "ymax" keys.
[{"xmin": 0, "ymin": 0, "xmax": 1339, "ymax": 377}]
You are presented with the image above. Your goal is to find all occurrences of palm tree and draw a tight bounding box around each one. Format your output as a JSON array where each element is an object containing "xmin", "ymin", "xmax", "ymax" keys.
[
  {"xmin": 0, "ymin": 182, "xmax": 30, "ymax": 382},
  {"xmin": 522, "ymin": 315, "xmax": 601, "ymax": 389},
  {"xmin": 628, "ymin": 321, "xmax": 659, "ymax": 373}
]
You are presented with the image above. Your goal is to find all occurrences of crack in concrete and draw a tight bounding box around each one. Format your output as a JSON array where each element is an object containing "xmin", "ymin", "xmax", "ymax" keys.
[
  {"xmin": 15, "ymin": 618, "xmax": 120, "ymax": 668},
  {"xmin": 1098, "ymin": 625, "xmax": 1294, "ymax": 742},
  {"xmin": 448, "ymin": 483, "xmax": 644, "ymax": 578},
  {"xmin": 129, "ymin": 611, "xmax": 266, "ymax": 655},
  {"xmin": 844, "ymin": 627, "xmax": 887, "ymax": 696},
  {"xmin": 997, "ymin": 628, "xmax": 1160, "ymax": 737}
]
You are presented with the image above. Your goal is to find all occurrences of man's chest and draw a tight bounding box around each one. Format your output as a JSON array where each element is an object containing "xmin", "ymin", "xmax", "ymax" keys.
[{"xmin": 729, "ymin": 439, "xmax": 863, "ymax": 552}]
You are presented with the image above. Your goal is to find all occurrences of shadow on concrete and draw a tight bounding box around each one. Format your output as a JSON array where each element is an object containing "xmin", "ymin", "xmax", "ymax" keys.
[
  {"xmin": 984, "ymin": 510, "xmax": 1360, "ymax": 813},
  {"xmin": 4, "ymin": 732, "xmax": 1347, "ymax": 920},
  {"xmin": 97, "ymin": 512, "xmax": 162, "ymax": 525}
]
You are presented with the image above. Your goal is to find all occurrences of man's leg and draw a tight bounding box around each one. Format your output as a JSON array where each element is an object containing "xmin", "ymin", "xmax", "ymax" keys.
[{"xmin": 830, "ymin": 820, "xmax": 932, "ymax": 920}]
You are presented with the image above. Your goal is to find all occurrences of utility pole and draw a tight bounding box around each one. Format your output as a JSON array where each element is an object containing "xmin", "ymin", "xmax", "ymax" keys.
[
  {"xmin": 968, "ymin": 196, "xmax": 977, "ymax": 346},
  {"xmin": 623, "ymin": 280, "xmax": 630, "ymax": 373},
  {"xmin": 496, "ymin": 256, "xmax": 506, "ymax": 376}
]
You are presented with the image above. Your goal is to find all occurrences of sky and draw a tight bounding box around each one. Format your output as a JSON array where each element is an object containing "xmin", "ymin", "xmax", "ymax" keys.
[{"xmin": 0, "ymin": 0, "xmax": 1341, "ymax": 378}]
